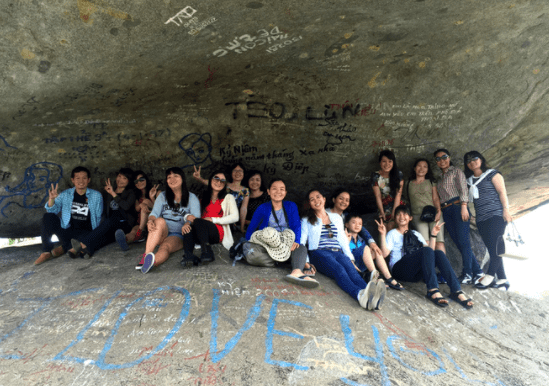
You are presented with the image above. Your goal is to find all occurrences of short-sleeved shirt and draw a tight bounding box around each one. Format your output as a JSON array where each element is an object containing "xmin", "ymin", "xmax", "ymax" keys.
[
  {"xmin": 203, "ymin": 199, "xmax": 224, "ymax": 242},
  {"xmin": 386, "ymin": 229, "xmax": 426, "ymax": 269},
  {"xmin": 268, "ymin": 208, "xmax": 288, "ymax": 232},
  {"xmin": 227, "ymin": 186, "xmax": 250, "ymax": 209},
  {"xmin": 371, "ymin": 170, "xmax": 404, "ymax": 215},
  {"xmin": 246, "ymin": 192, "xmax": 270, "ymax": 221},
  {"xmin": 470, "ymin": 170, "xmax": 503, "ymax": 223},
  {"xmin": 70, "ymin": 191, "xmax": 92, "ymax": 231},
  {"xmin": 407, "ymin": 179, "xmax": 435, "ymax": 216}
]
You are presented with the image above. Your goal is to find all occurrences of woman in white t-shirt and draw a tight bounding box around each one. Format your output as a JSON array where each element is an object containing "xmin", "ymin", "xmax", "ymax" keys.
[{"xmin": 377, "ymin": 205, "xmax": 473, "ymax": 309}]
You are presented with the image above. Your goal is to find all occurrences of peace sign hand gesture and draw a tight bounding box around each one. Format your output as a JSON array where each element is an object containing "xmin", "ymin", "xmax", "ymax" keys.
[
  {"xmin": 48, "ymin": 183, "xmax": 59, "ymax": 205},
  {"xmin": 193, "ymin": 165, "xmax": 202, "ymax": 181},
  {"xmin": 374, "ymin": 219, "xmax": 387, "ymax": 236},
  {"xmin": 149, "ymin": 184, "xmax": 160, "ymax": 201},
  {"xmin": 104, "ymin": 178, "xmax": 115, "ymax": 196},
  {"xmin": 431, "ymin": 220, "xmax": 445, "ymax": 237}
]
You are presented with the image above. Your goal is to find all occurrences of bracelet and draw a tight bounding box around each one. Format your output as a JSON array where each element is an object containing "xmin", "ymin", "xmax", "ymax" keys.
[{"xmin": 430, "ymin": 234, "xmax": 437, "ymax": 238}]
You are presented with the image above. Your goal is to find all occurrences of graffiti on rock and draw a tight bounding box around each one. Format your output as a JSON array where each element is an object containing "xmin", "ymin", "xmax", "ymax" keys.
[{"xmin": 179, "ymin": 133, "xmax": 213, "ymax": 169}]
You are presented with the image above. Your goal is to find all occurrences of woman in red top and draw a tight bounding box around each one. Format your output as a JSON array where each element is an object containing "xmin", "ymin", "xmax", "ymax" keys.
[{"xmin": 182, "ymin": 170, "xmax": 238, "ymax": 267}]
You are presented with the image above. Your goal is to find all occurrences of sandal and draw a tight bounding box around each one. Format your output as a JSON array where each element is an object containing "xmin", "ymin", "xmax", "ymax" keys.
[
  {"xmin": 70, "ymin": 239, "xmax": 92, "ymax": 259},
  {"xmin": 449, "ymin": 291, "xmax": 473, "ymax": 310},
  {"xmin": 425, "ymin": 289, "xmax": 448, "ymax": 308},
  {"xmin": 303, "ymin": 264, "xmax": 316, "ymax": 277},
  {"xmin": 384, "ymin": 277, "xmax": 404, "ymax": 291}
]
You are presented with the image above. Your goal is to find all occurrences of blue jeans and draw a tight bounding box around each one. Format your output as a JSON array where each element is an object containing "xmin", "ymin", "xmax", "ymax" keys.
[
  {"xmin": 441, "ymin": 199, "xmax": 482, "ymax": 276},
  {"xmin": 477, "ymin": 216, "xmax": 507, "ymax": 279},
  {"xmin": 309, "ymin": 249, "xmax": 366, "ymax": 299},
  {"xmin": 391, "ymin": 247, "xmax": 461, "ymax": 293}
]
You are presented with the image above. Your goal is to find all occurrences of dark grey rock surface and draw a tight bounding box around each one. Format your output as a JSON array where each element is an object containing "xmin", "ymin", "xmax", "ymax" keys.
[{"xmin": 1, "ymin": 0, "xmax": 549, "ymax": 237}]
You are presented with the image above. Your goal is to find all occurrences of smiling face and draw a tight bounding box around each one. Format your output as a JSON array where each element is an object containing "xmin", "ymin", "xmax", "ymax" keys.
[
  {"xmin": 435, "ymin": 151, "xmax": 450, "ymax": 171},
  {"xmin": 248, "ymin": 173, "xmax": 262, "ymax": 192},
  {"xmin": 211, "ymin": 173, "xmax": 227, "ymax": 193},
  {"xmin": 414, "ymin": 160, "xmax": 429, "ymax": 178},
  {"xmin": 71, "ymin": 171, "xmax": 90, "ymax": 191},
  {"xmin": 380, "ymin": 156, "xmax": 394, "ymax": 174},
  {"xmin": 166, "ymin": 172, "xmax": 183, "ymax": 190},
  {"xmin": 395, "ymin": 210, "xmax": 412, "ymax": 229},
  {"xmin": 309, "ymin": 191, "xmax": 326, "ymax": 212},
  {"xmin": 134, "ymin": 174, "xmax": 147, "ymax": 191},
  {"xmin": 116, "ymin": 173, "xmax": 129, "ymax": 189},
  {"xmin": 232, "ymin": 166, "xmax": 244, "ymax": 182},
  {"xmin": 268, "ymin": 181, "xmax": 287, "ymax": 203},
  {"xmin": 333, "ymin": 192, "xmax": 350, "ymax": 212},
  {"xmin": 346, "ymin": 216, "xmax": 363, "ymax": 233},
  {"xmin": 467, "ymin": 157, "xmax": 482, "ymax": 173}
]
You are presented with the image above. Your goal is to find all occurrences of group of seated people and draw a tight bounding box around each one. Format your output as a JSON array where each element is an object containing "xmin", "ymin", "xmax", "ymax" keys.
[{"xmin": 35, "ymin": 147, "xmax": 513, "ymax": 312}]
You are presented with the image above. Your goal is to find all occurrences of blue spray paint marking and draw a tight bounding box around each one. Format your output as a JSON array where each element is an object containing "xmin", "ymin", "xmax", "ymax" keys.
[
  {"xmin": 386, "ymin": 335, "xmax": 446, "ymax": 376},
  {"xmin": 443, "ymin": 348, "xmax": 507, "ymax": 386},
  {"xmin": 265, "ymin": 298, "xmax": 312, "ymax": 370},
  {"xmin": 339, "ymin": 315, "xmax": 390, "ymax": 386},
  {"xmin": 1, "ymin": 288, "xmax": 101, "ymax": 359},
  {"xmin": 210, "ymin": 289, "xmax": 265, "ymax": 363},
  {"xmin": 0, "ymin": 162, "xmax": 63, "ymax": 217},
  {"xmin": 54, "ymin": 286, "xmax": 191, "ymax": 370},
  {"xmin": 0, "ymin": 134, "xmax": 18, "ymax": 151}
]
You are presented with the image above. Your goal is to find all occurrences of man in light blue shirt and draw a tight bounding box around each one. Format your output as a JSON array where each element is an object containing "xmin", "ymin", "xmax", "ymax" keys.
[{"xmin": 34, "ymin": 166, "xmax": 103, "ymax": 265}]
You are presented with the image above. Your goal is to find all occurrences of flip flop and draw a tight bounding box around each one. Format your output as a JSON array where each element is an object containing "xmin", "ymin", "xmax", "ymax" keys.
[
  {"xmin": 303, "ymin": 264, "xmax": 316, "ymax": 277},
  {"xmin": 284, "ymin": 274, "xmax": 320, "ymax": 288}
]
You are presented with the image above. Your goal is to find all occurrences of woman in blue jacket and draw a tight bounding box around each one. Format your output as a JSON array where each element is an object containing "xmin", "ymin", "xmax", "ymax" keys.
[
  {"xmin": 246, "ymin": 178, "xmax": 318, "ymax": 287},
  {"xmin": 300, "ymin": 189, "xmax": 386, "ymax": 310}
]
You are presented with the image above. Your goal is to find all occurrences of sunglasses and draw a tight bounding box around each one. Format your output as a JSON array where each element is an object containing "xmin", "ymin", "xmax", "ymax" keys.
[
  {"xmin": 213, "ymin": 176, "xmax": 227, "ymax": 184},
  {"xmin": 134, "ymin": 177, "xmax": 146, "ymax": 184},
  {"xmin": 325, "ymin": 224, "xmax": 334, "ymax": 239},
  {"xmin": 435, "ymin": 154, "xmax": 450, "ymax": 162},
  {"xmin": 466, "ymin": 156, "xmax": 480, "ymax": 164}
]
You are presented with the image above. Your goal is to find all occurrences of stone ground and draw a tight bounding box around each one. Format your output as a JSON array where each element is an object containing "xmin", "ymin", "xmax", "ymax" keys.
[{"xmin": 0, "ymin": 242, "xmax": 547, "ymax": 386}]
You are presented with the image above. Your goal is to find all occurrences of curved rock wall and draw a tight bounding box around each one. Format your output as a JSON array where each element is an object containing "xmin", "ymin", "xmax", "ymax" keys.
[{"xmin": 1, "ymin": 0, "xmax": 548, "ymax": 236}]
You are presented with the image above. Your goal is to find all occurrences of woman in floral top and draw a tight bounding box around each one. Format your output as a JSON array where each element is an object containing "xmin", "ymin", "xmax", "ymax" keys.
[{"xmin": 371, "ymin": 150, "xmax": 404, "ymax": 231}]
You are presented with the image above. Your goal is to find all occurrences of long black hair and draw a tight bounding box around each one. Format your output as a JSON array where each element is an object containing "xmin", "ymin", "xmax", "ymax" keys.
[
  {"xmin": 378, "ymin": 150, "xmax": 401, "ymax": 196},
  {"xmin": 200, "ymin": 170, "xmax": 228, "ymax": 214},
  {"xmin": 133, "ymin": 170, "xmax": 153, "ymax": 200},
  {"xmin": 165, "ymin": 167, "xmax": 189, "ymax": 209},
  {"xmin": 409, "ymin": 158, "xmax": 436, "ymax": 183},
  {"xmin": 304, "ymin": 189, "xmax": 324, "ymax": 225},
  {"xmin": 463, "ymin": 150, "xmax": 490, "ymax": 178},
  {"xmin": 115, "ymin": 167, "xmax": 134, "ymax": 192},
  {"xmin": 245, "ymin": 170, "xmax": 266, "ymax": 192}
]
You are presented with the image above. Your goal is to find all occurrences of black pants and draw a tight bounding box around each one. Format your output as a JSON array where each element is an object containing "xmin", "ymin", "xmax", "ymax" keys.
[
  {"xmin": 183, "ymin": 218, "xmax": 220, "ymax": 255},
  {"xmin": 78, "ymin": 211, "xmax": 132, "ymax": 255},
  {"xmin": 477, "ymin": 216, "xmax": 507, "ymax": 280},
  {"xmin": 41, "ymin": 213, "xmax": 91, "ymax": 253}
]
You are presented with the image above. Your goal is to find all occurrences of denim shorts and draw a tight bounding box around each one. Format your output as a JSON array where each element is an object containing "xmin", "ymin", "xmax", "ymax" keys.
[{"xmin": 167, "ymin": 232, "xmax": 184, "ymax": 240}]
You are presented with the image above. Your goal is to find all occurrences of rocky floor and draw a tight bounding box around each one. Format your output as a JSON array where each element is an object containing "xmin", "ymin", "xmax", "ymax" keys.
[{"xmin": 0, "ymin": 242, "xmax": 547, "ymax": 386}]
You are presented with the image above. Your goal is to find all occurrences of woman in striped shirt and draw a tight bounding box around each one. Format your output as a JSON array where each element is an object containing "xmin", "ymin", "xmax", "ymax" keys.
[
  {"xmin": 464, "ymin": 151, "xmax": 512, "ymax": 290},
  {"xmin": 300, "ymin": 190, "xmax": 386, "ymax": 310},
  {"xmin": 434, "ymin": 149, "xmax": 483, "ymax": 285}
]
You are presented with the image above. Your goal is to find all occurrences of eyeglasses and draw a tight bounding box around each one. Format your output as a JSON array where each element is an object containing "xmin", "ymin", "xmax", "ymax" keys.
[
  {"xmin": 134, "ymin": 178, "xmax": 146, "ymax": 184},
  {"xmin": 325, "ymin": 224, "xmax": 334, "ymax": 238},
  {"xmin": 466, "ymin": 156, "xmax": 480, "ymax": 164},
  {"xmin": 435, "ymin": 155, "xmax": 450, "ymax": 162},
  {"xmin": 213, "ymin": 176, "xmax": 227, "ymax": 183}
]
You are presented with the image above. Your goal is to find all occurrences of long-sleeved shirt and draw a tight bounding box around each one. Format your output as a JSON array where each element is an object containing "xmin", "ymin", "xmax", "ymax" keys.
[
  {"xmin": 245, "ymin": 201, "xmax": 301, "ymax": 242},
  {"xmin": 437, "ymin": 166, "xmax": 469, "ymax": 204},
  {"xmin": 45, "ymin": 187, "xmax": 103, "ymax": 230}
]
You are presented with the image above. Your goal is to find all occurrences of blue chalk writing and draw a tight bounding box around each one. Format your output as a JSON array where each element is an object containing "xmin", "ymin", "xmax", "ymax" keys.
[
  {"xmin": 179, "ymin": 133, "xmax": 213, "ymax": 168},
  {"xmin": 386, "ymin": 335, "xmax": 446, "ymax": 376},
  {"xmin": 210, "ymin": 288, "xmax": 265, "ymax": 363},
  {"xmin": 265, "ymin": 298, "xmax": 311, "ymax": 370},
  {"xmin": 0, "ymin": 133, "xmax": 17, "ymax": 151},
  {"xmin": 442, "ymin": 348, "xmax": 507, "ymax": 386},
  {"xmin": 340, "ymin": 315, "xmax": 390, "ymax": 386}
]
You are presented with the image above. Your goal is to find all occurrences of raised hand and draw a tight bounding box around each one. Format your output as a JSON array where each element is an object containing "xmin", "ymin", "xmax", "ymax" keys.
[
  {"xmin": 432, "ymin": 220, "xmax": 445, "ymax": 236},
  {"xmin": 149, "ymin": 184, "xmax": 160, "ymax": 201},
  {"xmin": 105, "ymin": 178, "xmax": 115, "ymax": 196},
  {"xmin": 193, "ymin": 165, "xmax": 202, "ymax": 181},
  {"xmin": 48, "ymin": 183, "xmax": 59, "ymax": 203},
  {"xmin": 375, "ymin": 219, "xmax": 387, "ymax": 236}
]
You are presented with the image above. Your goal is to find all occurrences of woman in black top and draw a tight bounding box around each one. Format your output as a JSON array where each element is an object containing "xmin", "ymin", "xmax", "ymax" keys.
[{"xmin": 241, "ymin": 170, "xmax": 269, "ymax": 232}]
